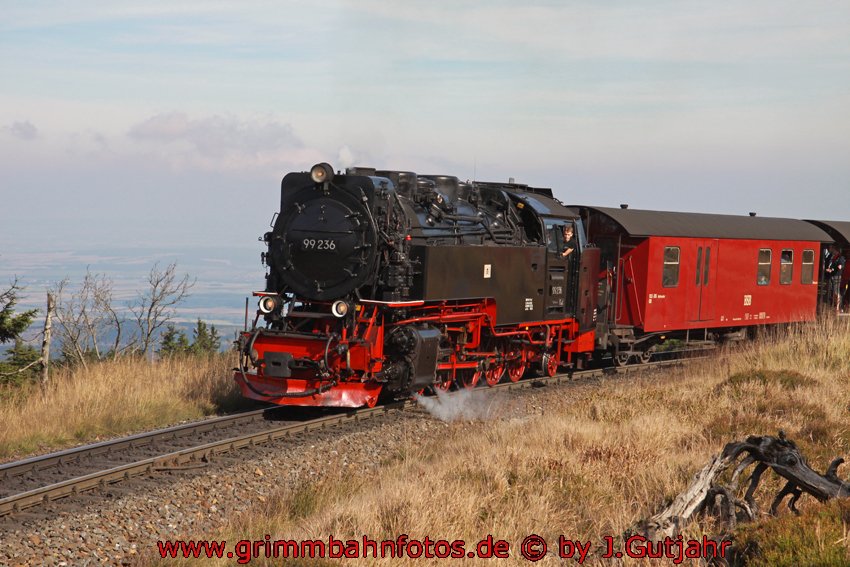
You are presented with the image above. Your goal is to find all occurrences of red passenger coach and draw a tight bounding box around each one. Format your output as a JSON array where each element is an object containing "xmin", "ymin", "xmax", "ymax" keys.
[{"xmin": 573, "ymin": 206, "xmax": 832, "ymax": 364}]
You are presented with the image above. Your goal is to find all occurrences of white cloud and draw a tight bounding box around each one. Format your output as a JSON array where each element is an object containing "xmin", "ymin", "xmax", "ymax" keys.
[
  {"xmin": 127, "ymin": 112, "xmax": 325, "ymax": 171},
  {"xmin": 129, "ymin": 112, "xmax": 302, "ymax": 155},
  {"xmin": 4, "ymin": 121, "xmax": 39, "ymax": 141}
]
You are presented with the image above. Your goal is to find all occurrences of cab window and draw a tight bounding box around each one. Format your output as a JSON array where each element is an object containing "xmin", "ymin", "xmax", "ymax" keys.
[
  {"xmin": 546, "ymin": 222, "xmax": 576, "ymax": 257},
  {"xmin": 546, "ymin": 224, "xmax": 563, "ymax": 254}
]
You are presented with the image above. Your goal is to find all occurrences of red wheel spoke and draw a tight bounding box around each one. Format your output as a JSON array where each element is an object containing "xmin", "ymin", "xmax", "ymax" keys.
[{"xmin": 485, "ymin": 362, "xmax": 504, "ymax": 386}]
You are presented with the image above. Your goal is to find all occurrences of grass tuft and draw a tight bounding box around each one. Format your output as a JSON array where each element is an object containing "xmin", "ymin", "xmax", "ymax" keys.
[
  {"xmin": 718, "ymin": 369, "xmax": 817, "ymax": 392},
  {"xmin": 731, "ymin": 499, "xmax": 850, "ymax": 566}
]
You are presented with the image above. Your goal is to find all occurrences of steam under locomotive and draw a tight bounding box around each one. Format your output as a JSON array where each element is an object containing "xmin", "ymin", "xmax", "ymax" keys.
[{"xmin": 235, "ymin": 163, "xmax": 835, "ymax": 408}]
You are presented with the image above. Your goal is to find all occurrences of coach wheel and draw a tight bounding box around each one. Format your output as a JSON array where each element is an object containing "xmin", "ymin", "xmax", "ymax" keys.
[
  {"xmin": 541, "ymin": 353, "xmax": 559, "ymax": 377},
  {"xmin": 639, "ymin": 350, "xmax": 652, "ymax": 364},
  {"xmin": 457, "ymin": 369, "xmax": 482, "ymax": 389},
  {"xmin": 612, "ymin": 352, "xmax": 630, "ymax": 367},
  {"xmin": 484, "ymin": 361, "xmax": 505, "ymax": 386}
]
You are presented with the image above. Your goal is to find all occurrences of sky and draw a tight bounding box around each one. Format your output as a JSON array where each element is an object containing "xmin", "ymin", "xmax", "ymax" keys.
[{"xmin": 2, "ymin": 0, "xmax": 850, "ymax": 255}]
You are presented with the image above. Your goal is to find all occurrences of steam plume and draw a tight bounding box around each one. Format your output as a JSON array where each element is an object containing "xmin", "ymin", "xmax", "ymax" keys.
[{"xmin": 412, "ymin": 388, "xmax": 501, "ymax": 422}]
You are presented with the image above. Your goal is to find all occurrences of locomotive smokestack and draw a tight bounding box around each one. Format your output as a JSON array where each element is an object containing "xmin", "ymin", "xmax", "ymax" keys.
[{"xmin": 620, "ymin": 204, "xmax": 629, "ymax": 209}]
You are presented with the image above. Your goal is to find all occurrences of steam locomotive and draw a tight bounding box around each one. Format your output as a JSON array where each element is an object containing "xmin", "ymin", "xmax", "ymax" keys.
[
  {"xmin": 234, "ymin": 163, "xmax": 599, "ymax": 407},
  {"xmin": 234, "ymin": 163, "xmax": 836, "ymax": 408}
]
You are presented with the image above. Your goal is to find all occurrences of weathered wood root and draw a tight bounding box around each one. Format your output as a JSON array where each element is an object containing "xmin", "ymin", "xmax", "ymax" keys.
[{"xmin": 633, "ymin": 431, "xmax": 850, "ymax": 540}]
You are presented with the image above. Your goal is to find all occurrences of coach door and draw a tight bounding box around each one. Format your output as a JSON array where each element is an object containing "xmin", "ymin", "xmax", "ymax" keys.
[{"xmin": 689, "ymin": 239, "xmax": 718, "ymax": 322}]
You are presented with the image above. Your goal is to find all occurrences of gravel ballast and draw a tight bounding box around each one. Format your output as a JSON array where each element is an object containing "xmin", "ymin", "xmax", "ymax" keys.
[{"xmin": 0, "ymin": 387, "xmax": 541, "ymax": 567}]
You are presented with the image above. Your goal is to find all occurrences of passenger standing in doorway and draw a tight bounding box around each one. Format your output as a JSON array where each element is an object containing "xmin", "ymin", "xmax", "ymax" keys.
[{"xmin": 825, "ymin": 245, "xmax": 845, "ymax": 313}]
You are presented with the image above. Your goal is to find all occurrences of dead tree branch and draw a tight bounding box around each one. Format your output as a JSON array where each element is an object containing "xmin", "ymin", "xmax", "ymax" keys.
[
  {"xmin": 633, "ymin": 432, "xmax": 850, "ymax": 540},
  {"xmin": 0, "ymin": 356, "xmax": 44, "ymax": 377}
]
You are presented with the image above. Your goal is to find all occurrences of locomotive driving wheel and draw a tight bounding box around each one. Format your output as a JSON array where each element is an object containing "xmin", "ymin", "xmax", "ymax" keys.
[
  {"xmin": 456, "ymin": 368, "xmax": 482, "ymax": 389},
  {"xmin": 484, "ymin": 360, "xmax": 505, "ymax": 386},
  {"xmin": 434, "ymin": 370, "xmax": 453, "ymax": 392},
  {"xmin": 506, "ymin": 351, "xmax": 526, "ymax": 383}
]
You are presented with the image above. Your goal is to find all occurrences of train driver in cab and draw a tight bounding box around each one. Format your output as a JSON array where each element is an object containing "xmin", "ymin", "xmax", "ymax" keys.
[{"xmin": 561, "ymin": 223, "xmax": 576, "ymax": 258}]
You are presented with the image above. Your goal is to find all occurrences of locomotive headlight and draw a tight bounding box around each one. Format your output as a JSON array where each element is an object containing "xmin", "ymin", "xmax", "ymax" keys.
[
  {"xmin": 331, "ymin": 300, "xmax": 351, "ymax": 318},
  {"xmin": 258, "ymin": 295, "xmax": 281, "ymax": 314},
  {"xmin": 310, "ymin": 162, "xmax": 334, "ymax": 184}
]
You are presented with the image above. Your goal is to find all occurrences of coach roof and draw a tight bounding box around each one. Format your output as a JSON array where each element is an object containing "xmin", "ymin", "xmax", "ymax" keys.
[
  {"xmin": 572, "ymin": 206, "xmax": 832, "ymax": 242},
  {"xmin": 805, "ymin": 220, "xmax": 850, "ymax": 246}
]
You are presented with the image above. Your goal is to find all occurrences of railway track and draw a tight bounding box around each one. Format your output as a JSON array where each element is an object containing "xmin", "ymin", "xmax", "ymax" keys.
[
  {"xmin": 0, "ymin": 358, "xmax": 689, "ymax": 518},
  {"xmin": 0, "ymin": 406, "xmax": 335, "ymax": 505}
]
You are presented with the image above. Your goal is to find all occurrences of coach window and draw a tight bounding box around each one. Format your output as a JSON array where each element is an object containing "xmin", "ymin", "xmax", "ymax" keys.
[
  {"xmin": 662, "ymin": 246, "xmax": 680, "ymax": 287},
  {"xmin": 801, "ymin": 249, "xmax": 815, "ymax": 284},
  {"xmin": 695, "ymin": 248, "xmax": 703, "ymax": 286},
  {"xmin": 779, "ymin": 250, "xmax": 793, "ymax": 284},
  {"xmin": 757, "ymin": 249, "xmax": 771, "ymax": 285}
]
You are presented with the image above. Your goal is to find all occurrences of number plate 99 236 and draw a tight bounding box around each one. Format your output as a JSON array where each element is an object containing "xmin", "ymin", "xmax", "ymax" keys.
[{"xmin": 300, "ymin": 239, "xmax": 337, "ymax": 251}]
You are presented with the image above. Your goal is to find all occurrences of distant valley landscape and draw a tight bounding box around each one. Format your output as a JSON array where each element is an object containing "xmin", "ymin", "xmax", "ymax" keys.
[{"xmin": 0, "ymin": 243, "xmax": 266, "ymax": 351}]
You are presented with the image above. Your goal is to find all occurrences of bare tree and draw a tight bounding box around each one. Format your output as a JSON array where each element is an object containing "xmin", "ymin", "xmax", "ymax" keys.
[
  {"xmin": 51, "ymin": 269, "xmax": 131, "ymax": 367},
  {"xmin": 51, "ymin": 271, "xmax": 122, "ymax": 367},
  {"xmin": 49, "ymin": 263, "xmax": 193, "ymax": 364},
  {"xmin": 129, "ymin": 263, "xmax": 194, "ymax": 356}
]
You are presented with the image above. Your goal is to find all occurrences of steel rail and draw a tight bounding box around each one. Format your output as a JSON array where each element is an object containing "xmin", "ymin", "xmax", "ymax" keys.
[
  {"xmin": 0, "ymin": 407, "xmax": 273, "ymax": 482},
  {"xmin": 0, "ymin": 402, "xmax": 410, "ymax": 517},
  {"xmin": 0, "ymin": 357, "xmax": 693, "ymax": 517}
]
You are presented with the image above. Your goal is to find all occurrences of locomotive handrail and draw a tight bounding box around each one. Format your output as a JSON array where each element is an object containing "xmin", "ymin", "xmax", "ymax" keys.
[
  {"xmin": 360, "ymin": 299, "xmax": 425, "ymax": 306},
  {"xmin": 252, "ymin": 330, "xmax": 334, "ymax": 340},
  {"xmin": 627, "ymin": 256, "xmax": 644, "ymax": 325},
  {"xmin": 615, "ymin": 257, "xmax": 625, "ymax": 324}
]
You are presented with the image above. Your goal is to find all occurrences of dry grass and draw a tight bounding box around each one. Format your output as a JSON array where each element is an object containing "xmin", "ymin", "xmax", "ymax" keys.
[
  {"xmin": 732, "ymin": 498, "xmax": 850, "ymax": 566},
  {"xmin": 0, "ymin": 353, "xmax": 242, "ymax": 459},
  {"xmin": 157, "ymin": 319, "xmax": 850, "ymax": 566}
]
